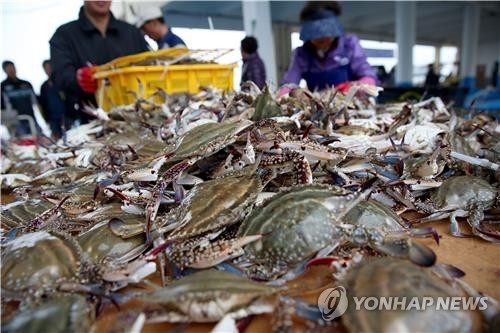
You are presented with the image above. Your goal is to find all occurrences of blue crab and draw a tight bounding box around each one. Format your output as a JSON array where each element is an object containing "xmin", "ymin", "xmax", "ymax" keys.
[
  {"xmin": 1, "ymin": 294, "xmax": 94, "ymax": 333},
  {"xmin": 110, "ymin": 169, "xmax": 267, "ymax": 271},
  {"xmin": 139, "ymin": 269, "xmax": 279, "ymax": 323},
  {"xmin": 236, "ymin": 185, "xmax": 436, "ymax": 280},
  {"xmin": 415, "ymin": 175, "xmax": 499, "ymax": 242},
  {"xmin": 341, "ymin": 258, "xmax": 478, "ymax": 332}
]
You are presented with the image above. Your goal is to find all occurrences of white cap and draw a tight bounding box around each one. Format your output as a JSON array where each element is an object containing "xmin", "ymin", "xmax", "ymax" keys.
[{"xmin": 134, "ymin": 5, "xmax": 163, "ymax": 28}]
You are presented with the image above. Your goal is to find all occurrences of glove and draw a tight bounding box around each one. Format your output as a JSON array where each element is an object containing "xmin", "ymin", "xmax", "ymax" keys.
[
  {"xmin": 76, "ymin": 66, "xmax": 97, "ymax": 93},
  {"xmin": 277, "ymin": 86, "xmax": 292, "ymax": 97},
  {"xmin": 335, "ymin": 81, "xmax": 352, "ymax": 93},
  {"xmin": 276, "ymin": 84, "xmax": 298, "ymax": 98}
]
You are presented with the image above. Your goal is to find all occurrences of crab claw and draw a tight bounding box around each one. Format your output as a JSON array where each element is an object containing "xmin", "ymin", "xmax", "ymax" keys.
[
  {"xmin": 94, "ymin": 173, "xmax": 120, "ymax": 199},
  {"xmin": 372, "ymin": 234, "xmax": 436, "ymax": 267},
  {"xmin": 410, "ymin": 227, "xmax": 440, "ymax": 245},
  {"xmin": 305, "ymin": 256, "xmax": 338, "ymax": 268},
  {"xmin": 433, "ymin": 263, "xmax": 466, "ymax": 279},
  {"xmin": 473, "ymin": 224, "xmax": 500, "ymax": 243}
]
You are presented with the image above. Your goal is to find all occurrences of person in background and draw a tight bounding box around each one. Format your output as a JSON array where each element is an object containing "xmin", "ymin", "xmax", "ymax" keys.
[
  {"xmin": 280, "ymin": 1, "xmax": 376, "ymax": 94},
  {"xmin": 491, "ymin": 60, "xmax": 498, "ymax": 88},
  {"xmin": 443, "ymin": 61, "xmax": 460, "ymax": 87},
  {"xmin": 240, "ymin": 36, "xmax": 266, "ymax": 89},
  {"xmin": 135, "ymin": 5, "xmax": 186, "ymax": 49},
  {"xmin": 40, "ymin": 60, "xmax": 66, "ymax": 139},
  {"xmin": 50, "ymin": 0, "xmax": 149, "ymax": 126},
  {"xmin": 375, "ymin": 65, "xmax": 389, "ymax": 87},
  {"xmin": 1, "ymin": 60, "xmax": 37, "ymax": 136},
  {"xmin": 424, "ymin": 64, "xmax": 440, "ymax": 88}
]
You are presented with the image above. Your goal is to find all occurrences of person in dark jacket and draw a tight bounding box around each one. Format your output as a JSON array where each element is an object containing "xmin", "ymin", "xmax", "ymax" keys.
[
  {"xmin": 240, "ymin": 36, "xmax": 266, "ymax": 89},
  {"xmin": 1, "ymin": 60, "xmax": 37, "ymax": 136},
  {"xmin": 50, "ymin": 1, "xmax": 149, "ymax": 126},
  {"xmin": 40, "ymin": 60, "xmax": 66, "ymax": 139},
  {"xmin": 424, "ymin": 64, "xmax": 440, "ymax": 88}
]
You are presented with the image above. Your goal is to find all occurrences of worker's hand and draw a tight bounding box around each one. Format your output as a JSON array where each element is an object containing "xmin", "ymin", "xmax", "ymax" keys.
[
  {"xmin": 76, "ymin": 66, "xmax": 97, "ymax": 94},
  {"xmin": 334, "ymin": 81, "xmax": 352, "ymax": 93},
  {"xmin": 276, "ymin": 84, "xmax": 298, "ymax": 98},
  {"xmin": 334, "ymin": 77, "xmax": 378, "ymax": 94},
  {"xmin": 277, "ymin": 86, "xmax": 292, "ymax": 97}
]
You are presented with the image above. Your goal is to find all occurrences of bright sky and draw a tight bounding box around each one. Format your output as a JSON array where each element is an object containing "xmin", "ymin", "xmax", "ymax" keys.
[{"xmin": 1, "ymin": 1, "xmax": 82, "ymax": 94}]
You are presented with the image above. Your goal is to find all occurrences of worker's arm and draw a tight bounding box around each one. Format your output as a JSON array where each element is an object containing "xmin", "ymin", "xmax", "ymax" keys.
[
  {"xmin": 345, "ymin": 35, "xmax": 377, "ymax": 84},
  {"xmin": 282, "ymin": 48, "xmax": 304, "ymax": 86},
  {"xmin": 49, "ymin": 28, "xmax": 81, "ymax": 96}
]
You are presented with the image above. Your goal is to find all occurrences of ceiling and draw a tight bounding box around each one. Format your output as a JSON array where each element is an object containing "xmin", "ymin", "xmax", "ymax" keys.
[{"xmin": 163, "ymin": 1, "xmax": 500, "ymax": 46}]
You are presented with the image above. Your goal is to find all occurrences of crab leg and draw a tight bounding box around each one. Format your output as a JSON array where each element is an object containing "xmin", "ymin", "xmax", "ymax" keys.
[
  {"xmin": 122, "ymin": 155, "xmax": 169, "ymax": 182},
  {"xmin": 145, "ymin": 159, "xmax": 194, "ymax": 243},
  {"xmin": 24, "ymin": 196, "xmax": 70, "ymax": 231},
  {"xmin": 261, "ymin": 150, "xmax": 313, "ymax": 184},
  {"xmin": 339, "ymin": 225, "xmax": 437, "ymax": 267},
  {"xmin": 450, "ymin": 151, "xmax": 500, "ymax": 171},
  {"xmin": 449, "ymin": 209, "xmax": 472, "ymax": 238}
]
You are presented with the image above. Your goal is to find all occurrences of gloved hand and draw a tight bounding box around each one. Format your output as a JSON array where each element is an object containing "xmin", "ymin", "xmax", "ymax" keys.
[
  {"xmin": 334, "ymin": 77, "xmax": 377, "ymax": 94},
  {"xmin": 334, "ymin": 81, "xmax": 352, "ymax": 93},
  {"xmin": 276, "ymin": 84, "xmax": 298, "ymax": 98},
  {"xmin": 76, "ymin": 66, "xmax": 97, "ymax": 93},
  {"xmin": 277, "ymin": 86, "xmax": 292, "ymax": 97}
]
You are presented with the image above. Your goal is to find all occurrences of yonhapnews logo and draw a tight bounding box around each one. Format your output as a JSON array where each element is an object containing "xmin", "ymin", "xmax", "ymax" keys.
[
  {"xmin": 317, "ymin": 286, "xmax": 348, "ymax": 320},
  {"xmin": 318, "ymin": 286, "xmax": 490, "ymax": 321}
]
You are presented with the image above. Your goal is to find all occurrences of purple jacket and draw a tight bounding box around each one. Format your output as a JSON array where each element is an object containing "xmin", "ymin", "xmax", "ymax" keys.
[
  {"xmin": 241, "ymin": 52, "xmax": 266, "ymax": 89},
  {"xmin": 282, "ymin": 34, "xmax": 376, "ymax": 85}
]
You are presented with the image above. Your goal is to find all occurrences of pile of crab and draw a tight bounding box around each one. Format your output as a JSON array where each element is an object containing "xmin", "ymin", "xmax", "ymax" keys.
[{"xmin": 1, "ymin": 82, "xmax": 499, "ymax": 332}]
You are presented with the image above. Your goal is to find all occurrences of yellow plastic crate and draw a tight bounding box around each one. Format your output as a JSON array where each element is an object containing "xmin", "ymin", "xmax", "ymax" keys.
[{"xmin": 92, "ymin": 49, "xmax": 236, "ymax": 111}]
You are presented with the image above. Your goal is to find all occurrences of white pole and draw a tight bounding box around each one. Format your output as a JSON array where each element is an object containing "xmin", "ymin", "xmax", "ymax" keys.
[
  {"xmin": 395, "ymin": 2, "xmax": 416, "ymax": 86},
  {"xmin": 241, "ymin": 0, "xmax": 277, "ymax": 88}
]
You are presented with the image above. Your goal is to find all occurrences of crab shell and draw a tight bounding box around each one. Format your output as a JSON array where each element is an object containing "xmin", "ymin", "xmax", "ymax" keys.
[
  {"xmin": 341, "ymin": 258, "xmax": 473, "ymax": 333},
  {"xmin": 343, "ymin": 199, "xmax": 405, "ymax": 231},
  {"xmin": 78, "ymin": 219, "xmax": 146, "ymax": 263},
  {"xmin": 1, "ymin": 231, "xmax": 82, "ymax": 296},
  {"xmin": 141, "ymin": 269, "xmax": 278, "ymax": 323},
  {"xmin": 430, "ymin": 175, "xmax": 497, "ymax": 211},
  {"xmin": 1, "ymin": 294, "xmax": 94, "ymax": 333},
  {"xmin": 237, "ymin": 184, "xmax": 356, "ymax": 279},
  {"xmin": 169, "ymin": 120, "xmax": 253, "ymax": 163},
  {"xmin": 1, "ymin": 200, "xmax": 55, "ymax": 229},
  {"xmin": 167, "ymin": 171, "xmax": 263, "ymax": 239}
]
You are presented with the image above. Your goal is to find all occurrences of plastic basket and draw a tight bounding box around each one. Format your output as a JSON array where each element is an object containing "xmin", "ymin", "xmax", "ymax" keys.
[{"xmin": 92, "ymin": 48, "xmax": 236, "ymax": 111}]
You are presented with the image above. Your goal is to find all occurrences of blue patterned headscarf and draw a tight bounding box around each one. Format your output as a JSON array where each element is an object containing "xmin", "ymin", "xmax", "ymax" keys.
[{"xmin": 299, "ymin": 10, "xmax": 343, "ymax": 42}]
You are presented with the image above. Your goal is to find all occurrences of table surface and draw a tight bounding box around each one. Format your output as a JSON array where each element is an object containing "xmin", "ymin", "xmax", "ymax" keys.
[{"xmin": 1, "ymin": 192, "xmax": 498, "ymax": 332}]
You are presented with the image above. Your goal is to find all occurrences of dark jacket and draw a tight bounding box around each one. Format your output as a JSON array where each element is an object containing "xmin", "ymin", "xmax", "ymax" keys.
[
  {"xmin": 40, "ymin": 76, "xmax": 66, "ymax": 120},
  {"xmin": 1, "ymin": 77, "xmax": 35, "ymax": 116},
  {"xmin": 49, "ymin": 7, "xmax": 149, "ymax": 121},
  {"xmin": 40, "ymin": 76, "xmax": 66, "ymax": 137},
  {"xmin": 241, "ymin": 52, "xmax": 266, "ymax": 89}
]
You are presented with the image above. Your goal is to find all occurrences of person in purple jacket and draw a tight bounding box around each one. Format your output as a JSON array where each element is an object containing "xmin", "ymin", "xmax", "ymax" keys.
[
  {"xmin": 241, "ymin": 36, "xmax": 266, "ymax": 89},
  {"xmin": 281, "ymin": 1, "xmax": 376, "ymax": 93}
]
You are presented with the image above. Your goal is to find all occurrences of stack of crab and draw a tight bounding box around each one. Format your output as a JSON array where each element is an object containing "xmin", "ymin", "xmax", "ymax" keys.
[{"xmin": 1, "ymin": 82, "xmax": 499, "ymax": 333}]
